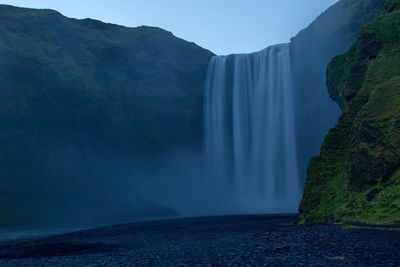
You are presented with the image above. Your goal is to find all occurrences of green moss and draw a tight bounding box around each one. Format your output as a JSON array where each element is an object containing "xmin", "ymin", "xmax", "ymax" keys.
[
  {"xmin": 301, "ymin": 6, "xmax": 400, "ymax": 224},
  {"xmin": 385, "ymin": 0, "xmax": 400, "ymax": 12},
  {"xmin": 0, "ymin": 4, "xmax": 213, "ymax": 226}
]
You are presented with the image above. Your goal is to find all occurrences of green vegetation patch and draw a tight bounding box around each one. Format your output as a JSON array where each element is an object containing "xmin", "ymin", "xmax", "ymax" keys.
[{"xmin": 300, "ymin": 4, "xmax": 400, "ymax": 224}]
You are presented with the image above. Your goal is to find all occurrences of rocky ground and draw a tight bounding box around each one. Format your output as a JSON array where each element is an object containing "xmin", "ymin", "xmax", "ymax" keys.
[{"xmin": 0, "ymin": 215, "xmax": 399, "ymax": 266}]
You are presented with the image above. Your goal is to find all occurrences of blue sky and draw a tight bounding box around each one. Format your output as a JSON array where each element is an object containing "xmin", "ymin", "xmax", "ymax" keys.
[{"xmin": 1, "ymin": 0, "xmax": 338, "ymax": 55}]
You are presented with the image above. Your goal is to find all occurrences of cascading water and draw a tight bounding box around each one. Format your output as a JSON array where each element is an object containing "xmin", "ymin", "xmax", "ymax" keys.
[{"xmin": 204, "ymin": 44, "xmax": 301, "ymax": 213}]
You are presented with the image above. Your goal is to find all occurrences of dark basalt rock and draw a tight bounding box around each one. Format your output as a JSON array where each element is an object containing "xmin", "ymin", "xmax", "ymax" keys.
[
  {"xmin": 366, "ymin": 188, "xmax": 382, "ymax": 201},
  {"xmin": 349, "ymin": 121, "xmax": 400, "ymax": 185},
  {"xmin": 300, "ymin": 1, "xmax": 400, "ymax": 223},
  {"xmin": 323, "ymin": 215, "xmax": 335, "ymax": 223},
  {"xmin": 2, "ymin": 215, "xmax": 400, "ymax": 266},
  {"xmin": 304, "ymin": 217, "xmax": 314, "ymax": 226},
  {"xmin": 348, "ymin": 147, "xmax": 399, "ymax": 186},
  {"xmin": 290, "ymin": 0, "xmax": 387, "ymax": 189},
  {"xmin": 385, "ymin": 0, "xmax": 400, "ymax": 12},
  {"xmin": 351, "ymin": 121, "xmax": 385, "ymax": 145},
  {"xmin": 275, "ymin": 245, "xmax": 291, "ymax": 252},
  {"xmin": 359, "ymin": 30, "xmax": 382, "ymax": 61},
  {"xmin": 0, "ymin": 243, "xmax": 111, "ymax": 259},
  {"xmin": 348, "ymin": 122, "xmax": 399, "ymax": 186}
]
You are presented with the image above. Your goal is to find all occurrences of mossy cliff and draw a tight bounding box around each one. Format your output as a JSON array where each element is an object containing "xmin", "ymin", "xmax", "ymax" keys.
[
  {"xmin": 300, "ymin": 0, "xmax": 400, "ymax": 224},
  {"xmin": 290, "ymin": 0, "xmax": 386, "ymax": 184},
  {"xmin": 0, "ymin": 5, "xmax": 213, "ymax": 154},
  {"xmin": 0, "ymin": 4, "xmax": 213, "ymax": 225}
]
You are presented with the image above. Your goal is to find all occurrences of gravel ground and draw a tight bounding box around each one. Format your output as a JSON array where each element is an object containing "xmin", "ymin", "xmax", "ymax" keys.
[{"xmin": 0, "ymin": 214, "xmax": 399, "ymax": 266}]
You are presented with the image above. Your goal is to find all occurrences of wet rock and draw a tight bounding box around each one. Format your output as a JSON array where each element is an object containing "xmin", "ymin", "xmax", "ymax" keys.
[
  {"xmin": 304, "ymin": 217, "xmax": 314, "ymax": 226},
  {"xmin": 366, "ymin": 188, "xmax": 382, "ymax": 201},
  {"xmin": 1, "ymin": 215, "xmax": 400, "ymax": 266},
  {"xmin": 359, "ymin": 30, "xmax": 382, "ymax": 61},
  {"xmin": 323, "ymin": 215, "xmax": 335, "ymax": 223},
  {"xmin": 349, "ymin": 146, "xmax": 399, "ymax": 186},
  {"xmin": 275, "ymin": 245, "xmax": 290, "ymax": 252},
  {"xmin": 264, "ymin": 228, "xmax": 277, "ymax": 234}
]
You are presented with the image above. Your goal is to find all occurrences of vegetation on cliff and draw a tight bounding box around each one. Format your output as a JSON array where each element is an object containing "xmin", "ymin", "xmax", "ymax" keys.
[
  {"xmin": 300, "ymin": 0, "xmax": 400, "ymax": 224},
  {"xmin": 0, "ymin": 4, "xmax": 213, "ymax": 225},
  {"xmin": 289, "ymin": 0, "xmax": 386, "ymax": 184}
]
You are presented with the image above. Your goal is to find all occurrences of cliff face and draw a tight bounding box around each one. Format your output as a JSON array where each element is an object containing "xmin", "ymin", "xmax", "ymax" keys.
[
  {"xmin": 290, "ymin": 0, "xmax": 386, "ymax": 185},
  {"xmin": 300, "ymin": 0, "xmax": 400, "ymax": 224},
  {"xmin": 0, "ymin": 5, "xmax": 213, "ymax": 154},
  {"xmin": 0, "ymin": 5, "xmax": 213, "ymax": 225}
]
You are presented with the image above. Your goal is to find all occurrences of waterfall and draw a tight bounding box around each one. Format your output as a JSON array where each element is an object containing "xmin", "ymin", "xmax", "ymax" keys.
[{"xmin": 204, "ymin": 44, "xmax": 301, "ymax": 213}]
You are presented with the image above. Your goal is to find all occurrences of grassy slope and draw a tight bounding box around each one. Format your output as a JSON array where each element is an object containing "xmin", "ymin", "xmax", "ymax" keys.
[
  {"xmin": 289, "ymin": 0, "xmax": 386, "ymax": 184},
  {"xmin": 300, "ymin": 0, "xmax": 400, "ymax": 224},
  {"xmin": 0, "ymin": 5, "xmax": 213, "ymax": 225},
  {"xmin": 0, "ymin": 5, "xmax": 213, "ymax": 153}
]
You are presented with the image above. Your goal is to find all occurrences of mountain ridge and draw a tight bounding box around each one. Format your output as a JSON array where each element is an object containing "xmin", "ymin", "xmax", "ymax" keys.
[{"xmin": 0, "ymin": 3, "xmax": 213, "ymax": 225}]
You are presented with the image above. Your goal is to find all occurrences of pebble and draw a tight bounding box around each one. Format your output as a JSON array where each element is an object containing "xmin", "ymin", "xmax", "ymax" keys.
[{"xmin": 0, "ymin": 215, "xmax": 399, "ymax": 266}]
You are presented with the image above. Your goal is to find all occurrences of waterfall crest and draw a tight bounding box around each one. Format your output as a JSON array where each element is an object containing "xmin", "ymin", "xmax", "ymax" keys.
[{"xmin": 204, "ymin": 44, "xmax": 301, "ymax": 213}]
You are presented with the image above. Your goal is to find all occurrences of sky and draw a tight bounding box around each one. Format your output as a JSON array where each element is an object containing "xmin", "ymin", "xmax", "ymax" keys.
[{"xmin": 0, "ymin": 0, "xmax": 339, "ymax": 55}]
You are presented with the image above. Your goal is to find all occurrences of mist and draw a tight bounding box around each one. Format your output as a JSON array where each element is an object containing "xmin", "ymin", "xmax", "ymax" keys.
[
  {"xmin": 8, "ymin": 147, "xmax": 274, "ymax": 227},
  {"xmin": 0, "ymin": 0, "xmax": 377, "ymax": 228},
  {"xmin": 1, "ymin": 0, "xmax": 398, "ymax": 265}
]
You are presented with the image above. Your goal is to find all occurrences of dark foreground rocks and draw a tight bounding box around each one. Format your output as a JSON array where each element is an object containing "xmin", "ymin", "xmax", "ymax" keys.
[{"xmin": 0, "ymin": 215, "xmax": 399, "ymax": 266}]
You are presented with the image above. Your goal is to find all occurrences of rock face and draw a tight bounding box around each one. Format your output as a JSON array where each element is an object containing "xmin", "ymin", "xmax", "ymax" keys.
[
  {"xmin": 0, "ymin": 5, "xmax": 213, "ymax": 153},
  {"xmin": 0, "ymin": 4, "xmax": 213, "ymax": 225},
  {"xmin": 201, "ymin": 0, "xmax": 387, "ymax": 214},
  {"xmin": 300, "ymin": 0, "xmax": 400, "ymax": 224},
  {"xmin": 290, "ymin": 0, "xmax": 387, "ymax": 185}
]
